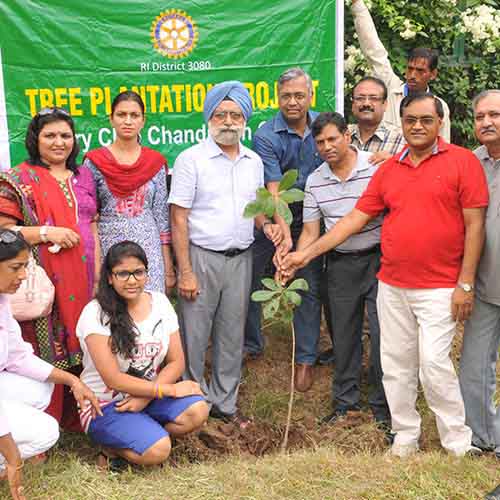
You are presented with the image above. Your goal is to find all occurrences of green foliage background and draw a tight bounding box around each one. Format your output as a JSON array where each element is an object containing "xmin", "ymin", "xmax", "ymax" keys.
[{"xmin": 343, "ymin": 0, "xmax": 500, "ymax": 147}]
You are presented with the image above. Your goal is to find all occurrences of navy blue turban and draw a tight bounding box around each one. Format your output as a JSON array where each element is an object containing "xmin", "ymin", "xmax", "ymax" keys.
[{"xmin": 203, "ymin": 80, "xmax": 253, "ymax": 122}]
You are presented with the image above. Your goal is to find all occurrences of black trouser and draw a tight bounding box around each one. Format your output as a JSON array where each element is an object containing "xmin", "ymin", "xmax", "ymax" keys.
[{"xmin": 326, "ymin": 247, "xmax": 389, "ymax": 421}]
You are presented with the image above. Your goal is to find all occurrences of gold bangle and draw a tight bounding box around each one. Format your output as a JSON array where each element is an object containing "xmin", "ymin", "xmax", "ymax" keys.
[{"xmin": 158, "ymin": 385, "xmax": 164, "ymax": 399}]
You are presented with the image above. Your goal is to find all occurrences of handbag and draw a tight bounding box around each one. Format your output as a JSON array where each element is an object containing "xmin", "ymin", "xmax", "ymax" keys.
[{"xmin": 9, "ymin": 254, "xmax": 55, "ymax": 321}]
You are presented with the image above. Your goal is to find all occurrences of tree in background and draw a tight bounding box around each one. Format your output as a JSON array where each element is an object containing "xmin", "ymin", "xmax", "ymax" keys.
[{"xmin": 343, "ymin": 0, "xmax": 500, "ymax": 147}]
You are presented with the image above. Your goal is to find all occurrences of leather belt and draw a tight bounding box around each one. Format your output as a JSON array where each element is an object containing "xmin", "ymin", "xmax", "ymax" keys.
[
  {"xmin": 200, "ymin": 246, "xmax": 249, "ymax": 258},
  {"xmin": 330, "ymin": 244, "xmax": 380, "ymax": 258}
]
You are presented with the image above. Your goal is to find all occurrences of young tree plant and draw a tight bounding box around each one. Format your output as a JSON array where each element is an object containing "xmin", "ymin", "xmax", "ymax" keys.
[
  {"xmin": 251, "ymin": 277, "xmax": 309, "ymax": 452},
  {"xmin": 243, "ymin": 168, "xmax": 308, "ymax": 452}
]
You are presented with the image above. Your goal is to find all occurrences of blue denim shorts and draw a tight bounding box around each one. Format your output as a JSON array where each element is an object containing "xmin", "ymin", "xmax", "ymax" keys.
[{"xmin": 88, "ymin": 395, "xmax": 204, "ymax": 455}]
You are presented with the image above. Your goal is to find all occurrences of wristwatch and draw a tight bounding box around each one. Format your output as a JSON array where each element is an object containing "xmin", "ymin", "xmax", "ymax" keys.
[
  {"xmin": 458, "ymin": 282, "xmax": 474, "ymax": 293},
  {"xmin": 39, "ymin": 225, "xmax": 49, "ymax": 243}
]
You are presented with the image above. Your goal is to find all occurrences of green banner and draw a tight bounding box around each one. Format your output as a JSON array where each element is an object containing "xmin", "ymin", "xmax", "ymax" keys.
[{"xmin": 0, "ymin": 1, "xmax": 343, "ymax": 169}]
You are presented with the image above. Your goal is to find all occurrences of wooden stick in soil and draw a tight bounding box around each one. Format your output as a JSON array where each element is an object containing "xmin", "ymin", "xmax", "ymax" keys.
[{"xmin": 281, "ymin": 321, "xmax": 296, "ymax": 453}]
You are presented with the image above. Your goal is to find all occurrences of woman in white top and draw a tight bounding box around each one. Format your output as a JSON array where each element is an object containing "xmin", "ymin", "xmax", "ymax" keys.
[
  {"xmin": 0, "ymin": 229, "xmax": 100, "ymax": 500},
  {"xmin": 76, "ymin": 241, "xmax": 208, "ymax": 469}
]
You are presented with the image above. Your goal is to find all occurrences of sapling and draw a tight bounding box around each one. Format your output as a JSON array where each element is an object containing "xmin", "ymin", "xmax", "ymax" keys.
[{"xmin": 244, "ymin": 169, "xmax": 308, "ymax": 451}]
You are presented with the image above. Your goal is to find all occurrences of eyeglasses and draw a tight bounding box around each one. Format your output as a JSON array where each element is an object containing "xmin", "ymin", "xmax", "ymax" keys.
[
  {"xmin": 402, "ymin": 116, "xmax": 436, "ymax": 127},
  {"xmin": 112, "ymin": 269, "xmax": 148, "ymax": 281},
  {"xmin": 352, "ymin": 95, "xmax": 385, "ymax": 103},
  {"xmin": 0, "ymin": 230, "xmax": 19, "ymax": 244},
  {"xmin": 279, "ymin": 92, "xmax": 308, "ymax": 103},
  {"xmin": 212, "ymin": 111, "xmax": 244, "ymax": 122},
  {"xmin": 37, "ymin": 107, "xmax": 71, "ymax": 117}
]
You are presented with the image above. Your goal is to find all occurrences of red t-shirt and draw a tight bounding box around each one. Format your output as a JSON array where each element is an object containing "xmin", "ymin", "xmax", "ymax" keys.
[{"xmin": 356, "ymin": 139, "xmax": 489, "ymax": 288}]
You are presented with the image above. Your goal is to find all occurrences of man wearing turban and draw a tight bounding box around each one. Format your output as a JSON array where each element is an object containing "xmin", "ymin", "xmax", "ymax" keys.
[{"xmin": 169, "ymin": 80, "xmax": 282, "ymax": 428}]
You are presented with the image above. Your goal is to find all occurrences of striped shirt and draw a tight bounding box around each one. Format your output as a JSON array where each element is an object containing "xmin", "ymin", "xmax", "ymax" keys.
[
  {"xmin": 303, "ymin": 149, "xmax": 382, "ymax": 252},
  {"xmin": 349, "ymin": 122, "xmax": 405, "ymax": 156}
]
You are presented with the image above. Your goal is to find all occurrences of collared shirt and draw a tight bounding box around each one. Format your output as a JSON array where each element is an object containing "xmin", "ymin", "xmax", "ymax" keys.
[
  {"xmin": 356, "ymin": 138, "xmax": 489, "ymax": 288},
  {"xmin": 253, "ymin": 110, "xmax": 323, "ymax": 191},
  {"xmin": 304, "ymin": 149, "xmax": 382, "ymax": 252},
  {"xmin": 168, "ymin": 135, "xmax": 264, "ymax": 251},
  {"xmin": 0, "ymin": 294, "xmax": 53, "ymax": 437},
  {"xmin": 474, "ymin": 145, "xmax": 500, "ymax": 305},
  {"xmin": 253, "ymin": 110, "xmax": 323, "ymax": 230},
  {"xmin": 349, "ymin": 122, "xmax": 405, "ymax": 156},
  {"xmin": 352, "ymin": 0, "xmax": 451, "ymax": 142}
]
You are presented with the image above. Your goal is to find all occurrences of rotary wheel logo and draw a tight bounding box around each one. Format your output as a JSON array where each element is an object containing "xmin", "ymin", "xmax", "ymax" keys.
[{"xmin": 151, "ymin": 9, "xmax": 198, "ymax": 59}]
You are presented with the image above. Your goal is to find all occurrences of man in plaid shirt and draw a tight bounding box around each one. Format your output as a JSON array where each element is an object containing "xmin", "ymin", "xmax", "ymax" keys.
[{"xmin": 349, "ymin": 76, "xmax": 406, "ymax": 162}]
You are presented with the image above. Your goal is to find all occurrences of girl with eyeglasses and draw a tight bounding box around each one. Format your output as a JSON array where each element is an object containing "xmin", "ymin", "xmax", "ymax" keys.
[
  {"xmin": 76, "ymin": 241, "xmax": 207, "ymax": 470},
  {"xmin": 0, "ymin": 108, "xmax": 100, "ymax": 431},
  {"xmin": 84, "ymin": 91, "xmax": 176, "ymax": 297},
  {"xmin": 0, "ymin": 229, "xmax": 100, "ymax": 500}
]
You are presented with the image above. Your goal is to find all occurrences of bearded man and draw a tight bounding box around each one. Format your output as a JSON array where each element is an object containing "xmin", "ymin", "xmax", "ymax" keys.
[{"xmin": 168, "ymin": 81, "xmax": 282, "ymax": 428}]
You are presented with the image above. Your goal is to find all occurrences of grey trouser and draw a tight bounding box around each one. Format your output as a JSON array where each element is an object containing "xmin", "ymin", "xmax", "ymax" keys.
[
  {"xmin": 178, "ymin": 244, "xmax": 252, "ymax": 415},
  {"xmin": 326, "ymin": 247, "xmax": 389, "ymax": 421},
  {"xmin": 460, "ymin": 295, "xmax": 500, "ymax": 450}
]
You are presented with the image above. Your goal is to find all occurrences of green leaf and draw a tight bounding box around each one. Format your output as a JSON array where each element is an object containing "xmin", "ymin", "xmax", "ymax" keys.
[
  {"xmin": 286, "ymin": 278, "xmax": 309, "ymax": 292},
  {"xmin": 262, "ymin": 297, "xmax": 280, "ymax": 320},
  {"xmin": 256, "ymin": 187, "xmax": 272, "ymax": 202},
  {"xmin": 278, "ymin": 169, "xmax": 298, "ymax": 191},
  {"xmin": 251, "ymin": 290, "xmax": 278, "ymax": 302},
  {"xmin": 243, "ymin": 201, "xmax": 263, "ymax": 219},
  {"xmin": 276, "ymin": 198, "xmax": 292, "ymax": 225},
  {"xmin": 284, "ymin": 290, "xmax": 302, "ymax": 307},
  {"xmin": 263, "ymin": 195, "xmax": 276, "ymax": 218},
  {"xmin": 279, "ymin": 308, "xmax": 294, "ymax": 323},
  {"xmin": 261, "ymin": 277, "xmax": 280, "ymax": 291},
  {"xmin": 279, "ymin": 188, "xmax": 304, "ymax": 204}
]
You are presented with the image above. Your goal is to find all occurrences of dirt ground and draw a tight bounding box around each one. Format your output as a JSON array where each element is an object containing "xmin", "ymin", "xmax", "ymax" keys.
[{"xmin": 169, "ymin": 320, "xmax": 454, "ymax": 464}]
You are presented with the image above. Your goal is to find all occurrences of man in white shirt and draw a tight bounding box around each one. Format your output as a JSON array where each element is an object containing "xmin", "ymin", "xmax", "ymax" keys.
[
  {"xmin": 351, "ymin": 0, "xmax": 451, "ymax": 141},
  {"xmin": 169, "ymin": 81, "xmax": 282, "ymax": 428}
]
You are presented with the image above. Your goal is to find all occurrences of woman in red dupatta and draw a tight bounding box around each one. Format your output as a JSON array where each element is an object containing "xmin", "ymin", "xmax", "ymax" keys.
[
  {"xmin": 0, "ymin": 108, "xmax": 98, "ymax": 430},
  {"xmin": 84, "ymin": 90, "xmax": 176, "ymax": 296}
]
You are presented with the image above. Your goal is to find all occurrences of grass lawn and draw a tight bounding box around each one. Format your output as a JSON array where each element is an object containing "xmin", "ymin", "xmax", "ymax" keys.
[{"xmin": 3, "ymin": 322, "xmax": 499, "ymax": 499}]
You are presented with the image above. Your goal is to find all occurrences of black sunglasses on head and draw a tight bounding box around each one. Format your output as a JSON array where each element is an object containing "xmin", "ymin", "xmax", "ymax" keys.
[
  {"xmin": 36, "ymin": 107, "xmax": 70, "ymax": 117},
  {"xmin": 0, "ymin": 230, "xmax": 20, "ymax": 244}
]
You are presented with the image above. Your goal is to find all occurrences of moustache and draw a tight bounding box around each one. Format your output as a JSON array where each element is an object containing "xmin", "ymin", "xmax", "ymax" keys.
[
  {"xmin": 359, "ymin": 106, "xmax": 374, "ymax": 112},
  {"xmin": 480, "ymin": 127, "xmax": 496, "ymax": 134}
]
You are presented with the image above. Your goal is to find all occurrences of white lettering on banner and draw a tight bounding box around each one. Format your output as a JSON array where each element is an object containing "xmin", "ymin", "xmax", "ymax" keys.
[
  {"xmin": 98, "ymin": 128, "xmax": 115, "ymax": 146},
  {"xmin": 139, "ymin": 60, "xmax": 213, "ymax": 73},
  {"xmin": 76, "ymin": 132, "xmax": 92, "ymax": 153}
]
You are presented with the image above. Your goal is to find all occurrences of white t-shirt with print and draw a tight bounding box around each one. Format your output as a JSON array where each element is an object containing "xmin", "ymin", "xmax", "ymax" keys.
[{"xmin": 76, "ymin": 291, "xmax": 179, "ymax": 431}]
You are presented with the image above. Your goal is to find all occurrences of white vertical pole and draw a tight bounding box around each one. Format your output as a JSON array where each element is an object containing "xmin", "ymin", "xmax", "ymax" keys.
[
  {"xmin": 336, "ymin": 0, "xmax": 345, "ymax": 114},
  {"xmin": 0, "ymin": 48, "xmax": 11, "ymax": 171}
]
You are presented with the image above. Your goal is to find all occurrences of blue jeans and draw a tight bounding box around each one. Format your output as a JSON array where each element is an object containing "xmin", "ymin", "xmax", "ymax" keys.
[
  {"xmin": 244, "ymin": 229, "xmax": 322, "ymax": 364},
  {"xmin": 459, "ymin": 296, "xmax": 500, "ymax": 450}
]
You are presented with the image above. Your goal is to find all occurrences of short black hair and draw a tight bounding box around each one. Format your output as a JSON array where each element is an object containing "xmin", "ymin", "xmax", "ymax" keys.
[
  {"xmin": 0, "ymin": 229, "xmax": 31, "ymax": 262},
  {"xmin": 408, "ymin": 48, "xmax": 439, "ymax": 71},
  {"xmin": 399, "ymin": 92, "xmax": 444, "ymax": 119},
  {"xmin": 25, "ymin": 108, "xmax": 80, "ymax": 173},
  {"xmin": 352, "ymin": 76, "xmax": 388, "ymax": 101},
  {"xmin": 311, "ymin": 112, "xmax": 348, "ymax": 138}
]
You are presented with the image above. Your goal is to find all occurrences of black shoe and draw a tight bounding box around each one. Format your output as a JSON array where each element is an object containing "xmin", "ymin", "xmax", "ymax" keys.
[
  {"xmin": 316, "ymin": 348, "xmax": 335, "ymax": 365},
  {"xmin": 209, "ymin": 406, "xmax": 252, "ymax": 430},
  {"xmin": 244, "ymin": 350, "xmax": 263, "ymax": 362},
  {"xmin": 375, "ymin": 419, "xmax": 395, "ymax": 445},
  {"xmin": 320, "ymin": 409, "xmax": 348, "ymax": 425},
  {"xmin": 485, "ymin": 484, "xmax": 500, "ymax": 499}
]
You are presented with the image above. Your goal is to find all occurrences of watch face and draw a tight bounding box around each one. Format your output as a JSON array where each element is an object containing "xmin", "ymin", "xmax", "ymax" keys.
[{"xmin": 462, "ymin": 284, "xmax": 472, "ymax": 292}]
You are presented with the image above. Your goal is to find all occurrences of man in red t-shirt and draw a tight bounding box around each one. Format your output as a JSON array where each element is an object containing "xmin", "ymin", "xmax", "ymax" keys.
[{"xmin": 280, "ymin": 93, "xmax": 489, "ymax": 457}]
